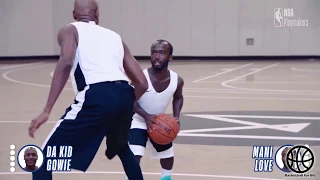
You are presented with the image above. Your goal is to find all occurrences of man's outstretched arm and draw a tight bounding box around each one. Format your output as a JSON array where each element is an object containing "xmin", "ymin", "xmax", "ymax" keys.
[
  {"xmin": 29, "ymin": 24, "xmax": 77, "ymax": 138},
  {"xmin": 44, "ymin": 25, "xmax": 77, "ymax": 114}
]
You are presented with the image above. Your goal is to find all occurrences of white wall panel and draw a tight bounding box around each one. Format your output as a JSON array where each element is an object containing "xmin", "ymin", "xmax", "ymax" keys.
[{"xmin": 0, "ymin": 0, "xmax": 319, "ymax": 57}]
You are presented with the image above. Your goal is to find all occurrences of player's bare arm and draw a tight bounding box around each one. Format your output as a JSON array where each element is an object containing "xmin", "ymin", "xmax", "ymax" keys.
[
  {"xmin": 44, "ymin": 24, "xmax": 78, "ymax": 114},
  {"xmin": 134, "ymin": 103, "xmax": 150, "ymax": 121},
  {"xmin": 28, "ymin": 24, "xmax": 77, "ymax": 138},
  {"xmin": 134, "ymin": 103, "xmax": 157, "ymax": 132},
  {"xmin": 172, "ymin": 76, "xmax": 184, "ymax": 122},
  {"xmin": 122, "ymin": 41, "xmax": 148, "ymax": 103}
]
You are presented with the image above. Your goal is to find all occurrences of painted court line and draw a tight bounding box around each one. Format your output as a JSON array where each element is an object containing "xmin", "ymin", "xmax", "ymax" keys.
[
  {"xmin": 2, "ymin": 66, "xmax": 73, "ymax": 90},
  {"xmin": 178, "ymin": 133, "xmax": 320, "ymax": 141},
  {"xmin": 221, "ymin": 63, "xmax": 320, "ymax": 93},
  {"xmin": 209, "ymin": 115, "xmax": 320, "ymax": 120},
  {"xmin": 0, "ymin": 121, "xmax": 317, "ymax": 141},
  {"xmin": 192, "ymin": 63, "xmax": 253, "ymax": 82},
  {"xmin": 0, "ymin": 171, "xmax": 285, "ymax": 180},
  {"xmin": 221, "ymin": 63, "xmax": 280, "ymax": 89},
  {"xmin": 200, "ymin": 81, "xmax": 320, "ymax": 84},
  {"xmin": 184, "ymin": 88, "xmax": 320, "ymax": 95},
  {"xmin": 0, "ymin": 121, "xmax": 57, "ymax": 123},
  {"xmin": 291, "ymin": 67, "xmax": 320, "ymax": 72},
  {"xmin": 0, "ymin": 62, "xmax": 43, "ymax": 70},
  {"xmin": 180, "ymin": 125, "xmax": 265, "ymax": 133},
  {"xmin": 179, "ymin": 123, "xmax": 310, "ymax": 133},
  {"xmin": 183, "ymin": 114, "xmax": 306, "ymax": 132},
  {"xmin": 3, "ymin": 63, "xmax": 320, "ymax": 95},
  {"xmin": 2, "ymin": 114, "xmax": 319, "ymax": 124},
  {"xmin": 184, "ymin": 87, "xmax": 320, "ymax": 94},
  {"xmin": 3, "ymin": 67, "xmax": 318, "ymax": 100},
  {"xmin": 183, "ymin": 95, "xmax": 320, "ymax": 101}
]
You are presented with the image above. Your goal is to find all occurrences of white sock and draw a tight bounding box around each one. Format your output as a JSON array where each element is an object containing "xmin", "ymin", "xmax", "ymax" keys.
[{"xmin": 161, "ymin": 169, "xmax": 172, "ymax": 178}]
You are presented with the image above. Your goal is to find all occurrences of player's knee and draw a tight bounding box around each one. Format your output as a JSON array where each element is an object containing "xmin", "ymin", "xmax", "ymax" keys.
[
  {"xmin": 160, "ymin": 156, "xmax": 174, "ymax": 161},
  {"xmin": 129, "ymin": 145, "xmax": 145, "ymax": 156}
]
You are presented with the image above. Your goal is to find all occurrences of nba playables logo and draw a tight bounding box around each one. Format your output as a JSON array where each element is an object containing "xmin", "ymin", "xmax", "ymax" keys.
[
  {"xmin": 252, "ymin": 144, "xmax": 316, "ymax": 178},
  {"xmin": 274, "ymin": 8, "xmax": 308, "ymax": 27}
]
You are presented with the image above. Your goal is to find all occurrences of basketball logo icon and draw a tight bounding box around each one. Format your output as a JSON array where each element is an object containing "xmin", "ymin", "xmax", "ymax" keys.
[
  {"xmin": 274, "ymin": 144, "xmax": 314, "ymax": 173},
  {"xmin": 17, "ymin": 144, "xmax": 45, "ymax": 173},
  {"xmin": 286, "ymin": 145, "xmax": 314, "ymax": 173}
]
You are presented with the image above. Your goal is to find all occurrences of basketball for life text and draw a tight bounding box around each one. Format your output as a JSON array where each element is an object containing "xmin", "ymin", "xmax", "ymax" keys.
[{"xmin": 46, "ymin": 146, "xmax": 73, "ymax": 171}]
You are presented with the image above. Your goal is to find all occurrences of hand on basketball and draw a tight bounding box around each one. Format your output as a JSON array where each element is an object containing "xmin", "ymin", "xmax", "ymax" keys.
[
  {"xmin": 28, "ymin": 111, "xmax": 50, "ymax": 138},
  {"xmin": 145, "ymin": 114, "xmax": 158, "ymax": 132}
]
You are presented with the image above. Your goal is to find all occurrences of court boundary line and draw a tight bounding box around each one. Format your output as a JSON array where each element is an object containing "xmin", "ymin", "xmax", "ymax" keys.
[
  {"xmin": 221, "ymin": 63, "xmax": 279, "ymax": 90},
  {"xmin": 221, "ymin": 63, "xmax": 320, "ymax": 93},
  {"xmin": 3, "ymin": 62, "xmax": 320, "ymax": 96},
  {"xmin": 0, "ymin": 63, "xmax": 42, "ymax": 70},
  {"xmin": 181, "ymin": 96, "xmax": 320, "ymax": 101},
  {"xmin": 178, "ymin": 133, "xmax": 320, "ymax": 141},
  {"xmin": 3, "ymin": 65, "xmax": 319, "ymax": 100},
  {"xmin": 206, "ymin": 114, "xmax": 320, "ymax": 120},
  {"xmin": 291, "ymin": 67, "xmax": 320, "ymax": 72},
  {"xmin": 1, "ymin": 120, "xmax": 318, "ymax": 141},
  {"xmin": 0, "ymin": 171, "xmax": 285, "ymax": 180},
  {"xmin": 2, "ymin": 64, "xmax": 74, "ymax": 90},
  {"xmin": 184, "ymin": 88, "xmax": 320, "ymax": 94},
  {"xmin": 200, "ymin": 81, "xmax": 320, "ymax": 84},
  {"xmin": 192, "ymin": 63, "xmax": 253, "ymax": 82}
]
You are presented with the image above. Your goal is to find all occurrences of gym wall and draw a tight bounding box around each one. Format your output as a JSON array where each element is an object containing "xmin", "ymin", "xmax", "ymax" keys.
[{"xmin": 0, "ymin": 0, "xmax": 319, "ymax": 58}]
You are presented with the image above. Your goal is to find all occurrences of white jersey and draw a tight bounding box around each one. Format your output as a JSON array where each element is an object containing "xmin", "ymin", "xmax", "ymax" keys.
[
  {"xmin": 69, "ymin": 21, "xmax": 128, "ymax": 94},
  {"xmin": 133, "ymin": 69, "xmax": 178, "ymax": 122}
]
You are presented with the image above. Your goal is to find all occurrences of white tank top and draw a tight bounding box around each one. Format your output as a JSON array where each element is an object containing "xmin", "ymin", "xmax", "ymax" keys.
[
  {"xmin": 133, "ymin": 69, "xmax": 178, "ymax": 122},
  {"xmin": 69, "ymin": 21, "xmax": 128, "ymax": 94}
]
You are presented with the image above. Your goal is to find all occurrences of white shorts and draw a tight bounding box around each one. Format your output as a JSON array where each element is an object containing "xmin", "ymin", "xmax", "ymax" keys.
[{"xmin": 128, "ymin": 118, "xmax": 174, "ymax": 159}]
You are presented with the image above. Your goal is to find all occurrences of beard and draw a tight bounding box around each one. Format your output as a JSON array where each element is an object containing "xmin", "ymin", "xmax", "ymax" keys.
[{"xmin": 152, "ymin": 60, "xmax": 169, "ymax": 71}]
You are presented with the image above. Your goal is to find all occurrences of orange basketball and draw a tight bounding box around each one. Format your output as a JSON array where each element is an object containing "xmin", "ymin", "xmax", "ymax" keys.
[{"xmin": 148, "ymin": 114, "xmax": 180, "ymax": 145}]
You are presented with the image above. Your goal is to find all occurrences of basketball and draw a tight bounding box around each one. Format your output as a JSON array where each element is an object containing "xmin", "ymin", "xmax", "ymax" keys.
[{"xmin": 148, "ymin": 114, "xmax": 180, "ymax": 145}]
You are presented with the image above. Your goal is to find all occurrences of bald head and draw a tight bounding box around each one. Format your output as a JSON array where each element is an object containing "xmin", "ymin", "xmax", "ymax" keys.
[
  {"xmin": 73, "ymin": 0, "xmax": 99, "ymax": 24},
  {"xmin": 24, "ymin": 147, "xmax": 37, "ymax": 155},
  {"xmin": 151, "ymin": 39, "xmax": 173, "ymax": 55}
]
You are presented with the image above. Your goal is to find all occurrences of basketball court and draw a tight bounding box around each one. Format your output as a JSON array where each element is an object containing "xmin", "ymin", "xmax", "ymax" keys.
[{"xmin": 0, "ymin": 59, "xmax": 319, "ymax": 180}]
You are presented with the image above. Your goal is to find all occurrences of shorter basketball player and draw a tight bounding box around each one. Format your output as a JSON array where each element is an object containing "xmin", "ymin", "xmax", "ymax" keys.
[
  {"xmin": 23, "ymin": 147, "xmax": 39, "ymax": 172},
  {"xmin": 128, "ymin": 39, "xmax": 184, "ymax": 180}
]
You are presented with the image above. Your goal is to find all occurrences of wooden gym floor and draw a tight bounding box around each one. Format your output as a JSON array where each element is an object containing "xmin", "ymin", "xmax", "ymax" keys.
[{"xmin": 0, "ymin": 59, "xmax": 319, "ymax": 180}]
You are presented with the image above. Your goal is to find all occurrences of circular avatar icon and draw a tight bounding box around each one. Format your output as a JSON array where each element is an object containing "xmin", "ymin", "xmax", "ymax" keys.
[{"xmin": 17, "ymin": 144, "xmax": 44, "ymax": 173}]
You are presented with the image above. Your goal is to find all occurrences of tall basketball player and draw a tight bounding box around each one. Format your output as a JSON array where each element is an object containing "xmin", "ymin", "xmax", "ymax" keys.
[
  {"xmin": 28, "ymin": 0, "xmax": 148, "ymax": 179},
  {"xmin": 127, "ymin": 39, "xmax": 184, "ymax": 180}
]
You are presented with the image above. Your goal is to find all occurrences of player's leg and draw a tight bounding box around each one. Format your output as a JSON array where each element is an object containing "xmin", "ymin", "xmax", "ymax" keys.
[
  {"xmin": 32, "ymin": 116, "xmax": 107, "ymax": 180},
  {"xmin": 115, "ymin": 128, "xmax": 144, "ymax": 180},
  {"xmin": 128, "ymin": 128, "xmax": 148, "ymax": 162},
  {"xmin": 128, "ymin": 118, "xmax": 149, "ymax": 160},
  {"xmin": 160, "ymin": 156, "xmax": 174, "ymax": 180},
  {"xmin": 149, "ymin": 140, "xmax": 174, "ymax": 180},
  {"xmin": 32, "ymin": 85, "xmax": 112, "ymax": 180},
  {"xmin": 123, "ymin": 118, "xmax": 149, "ymax": 180},
  {"xmin": 106, "ymin": 82, "xmax": 144, "ymax": 180},
  {"xmin": 125, "ymin": 129, "xmax": 148, "ymax": 179}
]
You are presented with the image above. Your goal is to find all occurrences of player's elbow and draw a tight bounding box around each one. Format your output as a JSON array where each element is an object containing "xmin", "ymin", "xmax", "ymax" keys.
[
  {"xmin": 130, "ymin": 76, "xmax": 148, "ymax": 90},
  {"xmin": 128, "ymin": 76, "xmax": 148, "ymax": 93},
  {"xmin": 174, "ymin": 96, "xmax": 183, "ymax": 102},
  {"xmin": 136, "ymin": 79, "xmax": 148, "ymax": 92}
]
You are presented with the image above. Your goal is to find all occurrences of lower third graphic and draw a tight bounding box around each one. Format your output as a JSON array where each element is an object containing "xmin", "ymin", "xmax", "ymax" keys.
[{"xmin": 274, "ymin": 144, "xmax": 315, "ymax": 178}]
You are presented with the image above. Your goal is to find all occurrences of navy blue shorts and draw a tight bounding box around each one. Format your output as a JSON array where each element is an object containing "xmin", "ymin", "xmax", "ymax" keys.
[{"xmin": 32, "ymin": 81, "xmax": 135, "ymax": 180}]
